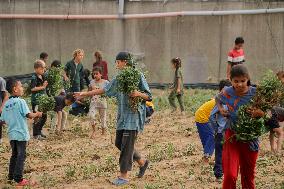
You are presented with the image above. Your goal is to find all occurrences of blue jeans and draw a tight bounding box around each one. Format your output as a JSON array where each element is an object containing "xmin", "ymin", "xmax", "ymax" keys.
[
  {"xmin": 213, "ymin": 133, "xmax": 223, "ymax": 178},
  {"xmin": 196, "ymin": 122, "xmax": 215, "ymax": 156},
  {"xmin": 8, "ymin": 140, "xmax": 27, "ymax": 183}
]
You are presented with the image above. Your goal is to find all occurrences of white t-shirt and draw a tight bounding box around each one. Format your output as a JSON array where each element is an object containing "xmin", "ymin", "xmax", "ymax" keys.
[{"xmin": 89, "ymin": 79, "xmax": 109, "ymax": 108}]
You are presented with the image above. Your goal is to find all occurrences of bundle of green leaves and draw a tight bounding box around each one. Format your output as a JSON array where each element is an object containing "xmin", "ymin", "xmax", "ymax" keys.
[
  {"xmin": 46, "ymin": 66, "xmax": 70, "ymax": 96},
  {"xmin": 233, "ymin": 71, "xmax": 284, "ymax": 141},
  {"xmin": 37, "ymin": 94, "xmax": 55, "ymax": 112},
  {"xmin": 117, "ymin": 66, "xmax": 141, "ymax": 111}
]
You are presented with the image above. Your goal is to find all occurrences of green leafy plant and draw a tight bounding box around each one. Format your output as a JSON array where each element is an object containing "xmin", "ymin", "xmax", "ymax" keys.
[
  {"xmin": 37, "ymin": 94, "xmax": 55, "ymax": 112},
  {"xmin": 233, "ymin": 71, "xmax": 284, "ymax": 141},
  {"xmin": 46, "ymin": 66, "xmax": 70, "ymax": 96},
  {"xmin": 117, "ymin": 66, "xmax": 142, "ymax": 111}
]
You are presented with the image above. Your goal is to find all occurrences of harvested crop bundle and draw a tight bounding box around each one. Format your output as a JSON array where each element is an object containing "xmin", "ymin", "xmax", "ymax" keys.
[
  {"xmin": 46, "ymin": 66, "xmax": 70, "ymax": 96},
  {"xmin": 233, "ymin": 71, "xmax": 284, "ymax": 141},
  {"xmin": 117, "ymin": 66, "xmax": 142, "ymax": 111},
  {"xmin": 37, "ymin": 94, "xmax": 55, "ymax": 112}
]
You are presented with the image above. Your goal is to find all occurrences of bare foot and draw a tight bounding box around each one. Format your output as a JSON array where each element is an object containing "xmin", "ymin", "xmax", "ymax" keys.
[{"xmin": 90, "ymin": 132, "xmax": 96, "ymax": 139}]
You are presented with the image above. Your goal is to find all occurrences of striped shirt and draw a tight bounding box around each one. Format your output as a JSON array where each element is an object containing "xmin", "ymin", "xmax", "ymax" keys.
[{"xmin": 227, "ymin": 48, "xmax": 245, "ymax": 65}]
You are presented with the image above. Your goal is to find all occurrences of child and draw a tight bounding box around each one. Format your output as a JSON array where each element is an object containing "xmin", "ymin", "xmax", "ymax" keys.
[
  {"xmin": 93, "ymin": 51, "xmax": 109, "ymax": 80},
  {"xmin": 195, "ymin": 79, "xmax": 231, "ymax": 163},
  {"xmin": 64, "ymin": 49, "xmax": 84, "ymax": 92},
  {"xmin": 226, "ymin": 37, "xmax": 245, "ymax": 79},
  {"xmin": 209, "ymin": 80, "xmax": 232, "ymax": 182},
  {"xmin": 76, "ymin": 51, "xmax": 151, "ymax": 186},
  {"xmin": 266, "ymin": 106, "xmax": 284, "ymax": 153},
  {"xmin": 31, "ymin": 60, "xmax": 48, "ymax": 140},
  {"xmin": 168, "ymin": 57, "xmax": 185, "ymax": 114},
  {"xmin": 88, "ymin": 67, "xmax": 109, "ymax": 138},
  {"xmin": 40, "ymin": 52, "xmax": 48, "ymax": 65},
  {"xmin": 54, "ymin": 93, "xmax": 76, "ymax": 134},
  {"xmin": 0, "ymin": 76, "xmax": 9, "ymax": 143},
  {"xmin": 216, "ymin": 65, "xmax": 264, "ymax": 189},
  {"xmin": 0, "ymin": 79, "xmax": 42, "ymax": 186},
  {"xmin": 145, "ymin": 100, "xmax": 154, "ymax": 124}
]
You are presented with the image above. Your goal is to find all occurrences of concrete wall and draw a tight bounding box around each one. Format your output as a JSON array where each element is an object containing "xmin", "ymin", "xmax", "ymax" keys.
[{"xmin": 0, "ymin": 0, "xmax": 284, "ymax": 83}]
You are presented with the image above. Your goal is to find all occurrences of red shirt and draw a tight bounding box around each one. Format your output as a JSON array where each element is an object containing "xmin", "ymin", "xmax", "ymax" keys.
[
  {"xmin": 93, "ymin": 60, "xmax": 109, "ymax": 80},
  {"xmin": 227, "ymin": 48, "xmax": 245, "ymax": 65}
]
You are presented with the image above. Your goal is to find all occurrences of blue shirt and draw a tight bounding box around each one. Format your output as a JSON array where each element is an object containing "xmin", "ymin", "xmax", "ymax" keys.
[
  {"xmin": 209, "ymin": 105, "xmax": 228, "ymax": 134},
  {"xmin": 216, "ymin": 86, "xmax": 259, "ymax": 151},
  {"xmin": 0, "ymin": 97, "xmax": 31, "ymax": 141},
  {"xmin": 103, "ymin": 73, "xmax": 152, "ymax": 132}
]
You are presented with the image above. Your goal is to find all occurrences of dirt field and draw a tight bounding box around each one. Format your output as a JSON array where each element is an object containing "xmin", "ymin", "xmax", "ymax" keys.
[{"xmin": 0, "ymin": 89, "xmax": 284, "ymax": 189}]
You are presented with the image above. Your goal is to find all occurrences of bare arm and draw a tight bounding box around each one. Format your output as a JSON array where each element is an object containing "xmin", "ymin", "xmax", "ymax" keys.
[
  {"xmin": 27, "ymin": 112, "xmax": 42, "ymax": 119},
  {"xmin": 75, "ymin": 88, "xmax": 105, "ymax": 98},
  {"xmin": 177, "ymin": 78, "xmax": 181, "ymax": 93},
  {"xmin": 31, "ymin": 81, "xmax": 48, "ymax": 92},
  {"xmin": 215, "ymin": 94, "xmax": 229, "ymax": 117},
  {"xmin": 130, "ymin": 90, "xmax": 151, "ymax": 101},
  {"xmin": 226, "ymin": 64, "xmax": 232, "ymax": 79}
]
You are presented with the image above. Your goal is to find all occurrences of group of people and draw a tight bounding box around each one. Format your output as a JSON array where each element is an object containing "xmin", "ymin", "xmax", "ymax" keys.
[
  {"xmin": 194, "ymin": 37, "xmax": 284, "ymax": 189},
  {"xmin": 0, "ymin": 36, "xmax": 283, "ymax": 188},
  {"xmin": 0, "ymin": 50, "xmax": 156, "ymax": 187}
]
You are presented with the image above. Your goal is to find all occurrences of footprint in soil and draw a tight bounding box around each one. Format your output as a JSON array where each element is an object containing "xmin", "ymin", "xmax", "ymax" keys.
[{"xmin": 92, "ymin": 154, "xmax": 101, "ymax": 160}]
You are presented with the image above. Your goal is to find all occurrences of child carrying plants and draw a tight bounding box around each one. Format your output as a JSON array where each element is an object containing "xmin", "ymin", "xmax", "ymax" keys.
[
  {"xmin": 168, "ymin": 57, "xmax": 185, "ymax": 114},
  {"xmin": 88, "ymin": 67, "xmax": 109, "ymax": 138},
  {"xmin": 31, "ymin": 60, "xmax": 48, "ymax": 140},
  {"xmin": 216, "ymin": 65, "xmax": 264, "ymax": 189},
  {"xmin": 195, "ymin": 79, "xmax": 231, "ymax": 164},
  {"xmin": 1, "ymin": 79, "xmax": 42, "ymax": 187},
  {"xmin": 75, "ymin": 51, "xmax": 151, "ymax": 186}
]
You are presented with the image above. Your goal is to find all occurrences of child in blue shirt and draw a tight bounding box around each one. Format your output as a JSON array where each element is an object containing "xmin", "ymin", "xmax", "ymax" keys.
[
  {"xmin": 76, "ymin": 52, "xmax": 151, "ymax": 186},
  {"xmin": 1, "ymin": 79, "xmax": 42, "ymax": 187}
]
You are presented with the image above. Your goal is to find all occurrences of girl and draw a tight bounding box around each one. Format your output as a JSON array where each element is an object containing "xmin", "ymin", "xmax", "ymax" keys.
[
  {"xmin": 168, "ymin": 57, "xmax": 185, "ymax": 114},
  {"xmin": 216, "ymin": 65, "xmax": 264, "ymax": 189},
  {"xmin": 88, "ymin": 67, "xmax": 109, "ymax": 138}
]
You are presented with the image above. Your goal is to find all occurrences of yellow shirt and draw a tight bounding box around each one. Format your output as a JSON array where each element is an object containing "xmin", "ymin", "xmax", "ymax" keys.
[
  {"xmin": 195, "ymin": 99, "xmax": 216, "ymax": 123},
  {"xmin": 146, "ymin": 101, "xmax": 154, "ymax": 109}
]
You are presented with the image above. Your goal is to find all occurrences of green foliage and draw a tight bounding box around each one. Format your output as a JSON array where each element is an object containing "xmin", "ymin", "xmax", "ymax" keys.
[
  {"xmin": 46, "ymin": 66, "xmax": 70, "ymax": 96},
  {"xmin": 117, "ymin": 66, "xmax": 142, "ymax": 111},
  {"xmin": 37, "ymin": 94, "xmax": 55, "ymax": 112},
  {"xmin": 233, "ymin": 71, "xmax": 284, "ymax": 141}
]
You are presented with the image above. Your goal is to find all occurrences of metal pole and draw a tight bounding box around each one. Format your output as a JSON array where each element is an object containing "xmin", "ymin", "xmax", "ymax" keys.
[
  {"xmin": 217, "ymin": 16, "xmax": 223, "ymax": 81},
  {"xmin": 118, "ymin": 0, "xmax": 125, "ymax": 19}
]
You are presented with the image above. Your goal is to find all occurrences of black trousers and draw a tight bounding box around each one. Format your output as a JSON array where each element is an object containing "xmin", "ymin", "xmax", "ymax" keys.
[
  {"xmin": 8, "ymin": 140, "xmax": 27, "ymax": 183},
  {"xmin": 32, "ymin": 104, "xmax": 47, "ymax": 136},
  {"xmin": 115, "ymin": 130, "xmax": 142, "ymax": 173}
]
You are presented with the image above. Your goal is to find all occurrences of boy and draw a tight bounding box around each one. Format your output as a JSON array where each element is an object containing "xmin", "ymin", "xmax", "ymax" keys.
[
  {"xmin": 76, "ymin": 52, "xmax": 151, "ymax": 186},
  {"xmin": 40, "ymin": 52, "xmax": 48, "ymax": 65},
  {"xmin": 0, "ymin": 76, "xmax": 9, "ymax": 143},
  {"xmin": 31, "ymin": 60, "xmax": 48, "ymax": 140},
  {"xmin": 266, "ymin": 106, "xmax": 284, "ymax": 153},
  {"xmin": 88, "ymin": 67, "xmax": 109, "ymax": 138},
  {"xmin": 1, "ymin": 79, "xmax": 42, "ymax": 186},
  {"xmin": 54, "ymin": 93, "xmax": 76, "ymax": 134},
  {"xmin": 64, "ymin": 49, "xmax": 84, "ymax": 92},
  {"xmin": 195, "ymin": 79, "xmax": 231, "ymax": 165},
  {"xmin": 226, "ymin": 37, "xmax": 245, "ymax": 79}
]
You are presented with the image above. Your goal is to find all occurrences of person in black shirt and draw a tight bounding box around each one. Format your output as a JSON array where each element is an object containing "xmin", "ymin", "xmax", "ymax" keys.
[{"xmin": 54, "ymin": 93, "xmax": 75, "ymax": 134}]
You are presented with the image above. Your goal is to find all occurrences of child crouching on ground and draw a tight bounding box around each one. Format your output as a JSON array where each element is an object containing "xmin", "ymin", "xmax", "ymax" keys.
[
  {"xmin": 1, "ymin": 79, "xmax": 42, "ymax": 187},
  {"xmin": 76, "ymin": 51, "xmax": 151, "ymax": 186},
  {"xmin": 88, "ymin": 67, "xmax": 109, "ymax": 138},
  {"xmin": 54, "ymin": 93, "xmax": 76, "ymax": 134},
  {"xmin": 194, "ymin": 79, "xmax": 231, "ymax": 163}
]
